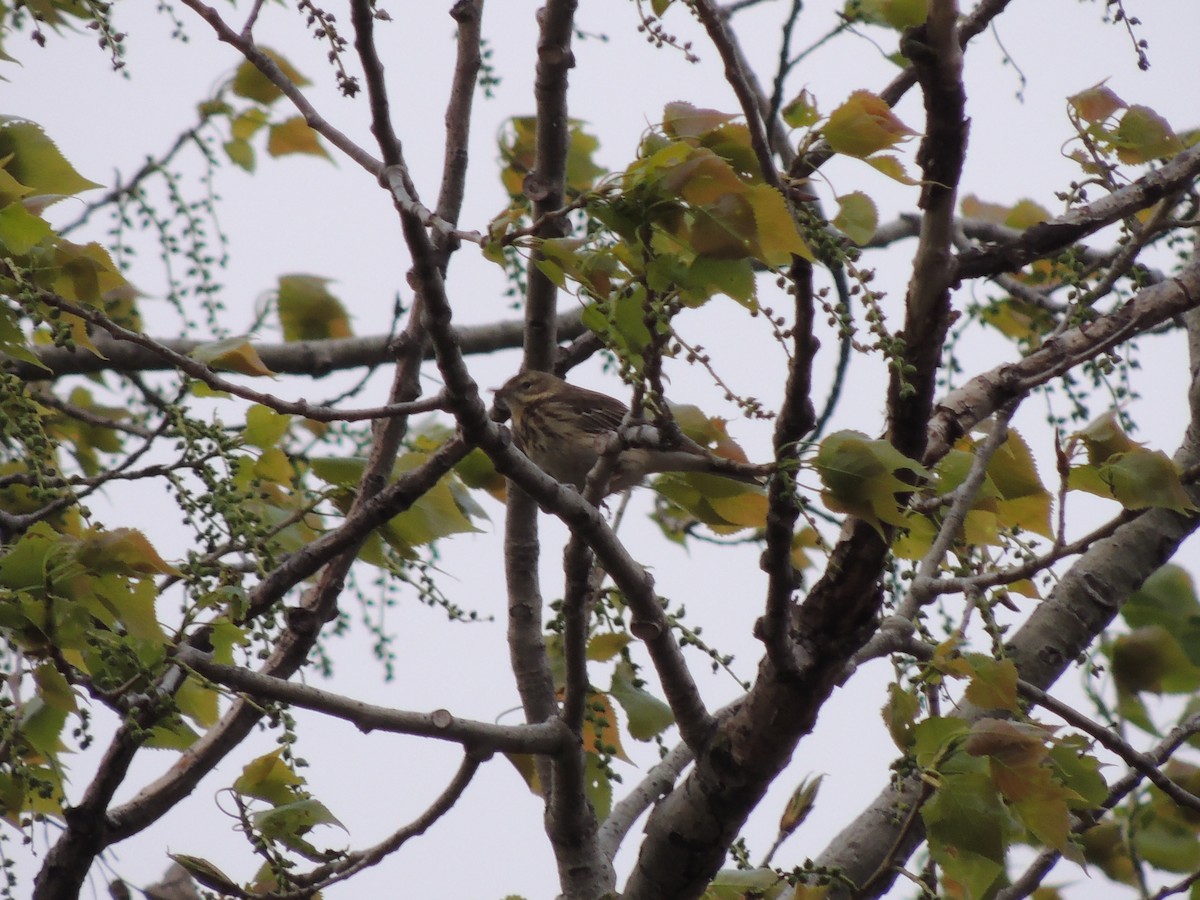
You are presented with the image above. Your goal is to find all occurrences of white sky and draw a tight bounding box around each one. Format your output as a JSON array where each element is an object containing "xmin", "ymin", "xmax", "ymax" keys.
[{"xmin": 8, "ymin": 1, "xmax": 1200, "ymax": 897}]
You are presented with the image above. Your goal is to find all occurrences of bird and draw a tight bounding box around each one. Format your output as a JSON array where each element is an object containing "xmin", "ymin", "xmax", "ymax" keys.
[{"xmin": 494, "ymin": 370, "xmax": 767, "ymax": 495}]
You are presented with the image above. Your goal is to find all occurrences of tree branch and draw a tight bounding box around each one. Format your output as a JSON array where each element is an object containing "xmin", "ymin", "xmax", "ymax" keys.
[
  {"xmin": 1017, "ymin": 680, "xmax": 1200, "ymax": 816},
  {"xmin": 180, "ymin": 0, "xmax": 383, "ymax": 176},
  {"xmin": 813, "ymin": 302, "xmax": 1200, "ymax": 899},
  {"xmin": 291, "ymin": 751, "xmax": 486, "ymax": 893},
  {"xmin": 925, "ymin": 257, "xmax": 1200, "ymax": 464},
  {"xmin": 887, "ymin": 0, "xmax": 967, "ymax": 460},
  {"xmin": 8, "ymin": 310, "xmax": 587, "ymax": 382},
  {"xmin": 175, "ymin": 647, "xmax": 569, "ymax": 754},
  {"xmin": 954, "ymin": 142, "xmax": 1200, "ymax": 280}
]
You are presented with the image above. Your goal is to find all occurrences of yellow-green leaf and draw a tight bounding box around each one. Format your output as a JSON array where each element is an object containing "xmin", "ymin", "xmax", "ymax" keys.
[
  {"xmin": 0, "ymin": 201, "xmax": 54, "ymax": 255},
  {"xmin": 781, "ymin": 89, "xmax": 820, "ymax": 129},
  {"xmin": 277, "ymin": 275, "xmax": 353, "ymax": 341},
  {"xmin": 1069, "ymin": 83, "xmax": 1126, "ymax": 123},
  {"xmin": 169, "ymin": 855, "xmax": 242, "ymax": 895},
  {"xmin": 843, "ymin": 0, "xmax": 928, "ymax": 29},
  {"xmin": 778, "ymin": 773, "xmax": 823, "ymax": 837},
  {"xmin": 176, "ymin": 674, "xmax": 220, "ymax": 728},
  {"xmin": 815, "ymin": 430, "xmax": 928, "ymax": 535},
  {"xmin": 190, "ymin": 336, "xmax": 275, "ymax": 377},
  {"xmin": 267, "ymin": 116, "xmax": 329, "ymax": 159},
  {"xmin": 588, "ymin": 632, "xmax": 631, "ymax": 662},
  {"xmin": 1114, "ymin": 105, "xmax": 1184, "ymax": 164},
  {"xmin": 662, "ymin": 102, "xmax": 737, "ymax": 141},
  {"xmin": 745, "ymin": 183, "xmax": 813, "ymax": 264},
  {"xmin": 0, "ymin": 118, "xmax": 102, "ymax": 199},
  {"xmin": 76, "ymin": 527, "xmax": 179, "ymax": 577},
  {"xmin": 882, "ymin": 683, "xmax": 920, "ymax": 750},
  {"xmin": 832, "ymin": 191, "xmax": 878, "ymax": 245},
  {"xmin": 245, "ymin": 404, "xmax": 292, "ymax": 449},
  {"xmin": 863, "ymin": 153, "xmax": 920, "ymax": 184},
  {"xmin": 610, "ymin": 660, "xmax": 674, "ymax": 741},
  {"xmin": 235, "ymin": 749, "xmax": 304, "ymax": 804},
  {"xmin": 963, "ymin": 656, "xmax": 1019, "ymax": 713},
  {"xmin": 1111, "ymin": 625, "xmax": 1200, "ymax": 696},
  {"xmin": 231, "ymin": 49, "xmax": 311, "ymax": 105},
  {"xmin": 224, "ymin": 138, "xmax": 255, "ymax": 172},
  {"xmin": 1099, "ymin": 448, "xmax": 1195, "ymax": 513},
  {"xmin": 824, "ymin": 91, "xmax": 916, "ymax": 159}
]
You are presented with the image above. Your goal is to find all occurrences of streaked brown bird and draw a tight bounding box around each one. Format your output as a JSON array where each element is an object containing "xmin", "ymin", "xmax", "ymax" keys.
[{"xmin": 494, "ymin": 370, "xmax": 766, "ymax": 495}]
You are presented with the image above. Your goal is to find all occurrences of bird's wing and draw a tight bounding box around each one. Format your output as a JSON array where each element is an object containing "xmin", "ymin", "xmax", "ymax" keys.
[{"xmin": 574, "ymin": 391, "xmax": 630, "ymax": 435}]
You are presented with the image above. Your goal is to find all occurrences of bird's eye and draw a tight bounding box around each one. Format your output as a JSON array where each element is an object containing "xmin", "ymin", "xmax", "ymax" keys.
[{"xmin": 521, "ymin": 378, "xmax": 534, "ymax": 390}]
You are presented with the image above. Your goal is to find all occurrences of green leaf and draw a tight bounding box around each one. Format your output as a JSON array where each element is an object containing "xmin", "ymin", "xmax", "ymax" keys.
[
  {"xmin": 17, "ymin": 697, "xmax": 67, "ymax": 761},
  {"xmin": 144, "ymin": 719, "xmax": 201, "ymax": 751},
  {"xmin": 684, "ymin": 256, "xmax": 756, "ymax": 306},
  {"xmin": 781, "ymin": 89, "xmax": 820, "ymax": 129},
  {"xmin": 652, "ymin": 471, "xmax": 766, "ymax": 532},
  {"xmin": 922, "ymin": 772, "xmax": 1009, "ymax": 899},
  {"xmin": 1136, "ymin": 815, "xmax": 1200, "ymax": 873},
  {"xmin": 609, "ymin": 660, "xmax": 674, "ymax": 740},
  {"xmin": 1114, "ymin": 105, "xmax": 1183, "ymax": 164},
  {"xmin": 33, "ymin": 663, "xmax": 77, "ymax": 713},
  {"xmin": 207, "ymin": 617, "xmax": 250, "ymax": 665},
  {"xmin": 1111, "ymin": 625, "xmax": 1200, "ymax": 695},
  {"xmin": 1079, "ymin": 822, "xmax": 1137, "ymax": 885},
  {"xmin": 986, "ymin": 428, "xmax": 1054, "ymax": 538},
  {"xmin": 583, "ymin": 751, "xmax": 614, "ymax": 822},
  {"xmin": 581, "ymin": 289, "xmax": 653, "ymax": 368},
  {"xmin": 0, "ymin": 164, "xmax": 34, "ymax": 207},
  {"xmin": 1048, "ymin": 737, "xmax": 1108, "ymax": 808},
  {"xmin": 700, "ymin": 870, "xmax": 785, "ymax": 900},
  {"xmin": 912, "ymin": 715, "xmax": 969, "ymax": 769},
  {"xmin": 564, "ymin": 123, "xmax": 604, "ymax": 194},
  {"xmin": 223, "ymin": 138, "xmax": 255, "ymax": 172},
  {"xmin": 0, "ymin": 118, "xmax": 102, "ymax": 199},
  {"xmin": 500, "ymin": 117, "xmax": 601, "ymax": 197},
  {"xmin": 963, "ymin": 656, "xmax": 1019, "ymax": 713},
  {"xmin": 1098, "ymin": 448, "xmax": 1195, "ymax": 513},
  {"xmin": 254, "ymin": 797, "xmax": 343, "ymax": 844},
  {"xmin": 235, "ymin": 749, "xmax": 304, "ymax": 804},
  {"xmin": 177, "ymin": 674, "xmax": 219, "ymax": 728},
  {"xmin": 882, "ymin": 683, "xmax": 920, "ymax": 750},
  {"xmin": 0, "ymin": 201, "xmax": 55, "ymax": 255},
  {"xmin": 311, "ymin": 454, "xmax": 484, "ymax": 554},
  {"xmin": 245, "ymin": 404, "xmax": 292, "ymax": 449},
  {"xmin": 832, "ymin": 191, "xmax": 878, "ymax": 245},
  {"xmin": 815, "ymin": 430, "xmax": 928, "ymax": 535},
  {"xmin": 42, "ymin": 240, "xmax": 128, "ymax": 308},
  {"xmin": 1123, "ymin": 565, "xmax": 1200, "ymax": 667},
  {"xmin": 94, "ymin": 577, "xmax": 167, "ymax": 644},
  {"xmin": 231, "ymin": 107, "xmax": 268, "ymax": 140}
]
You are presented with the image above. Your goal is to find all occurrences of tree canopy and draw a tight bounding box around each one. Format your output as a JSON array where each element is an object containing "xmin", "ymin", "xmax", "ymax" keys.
[{"xmin": 3, "ymin": 1, "xmax": 1200, "ymax": 898}]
